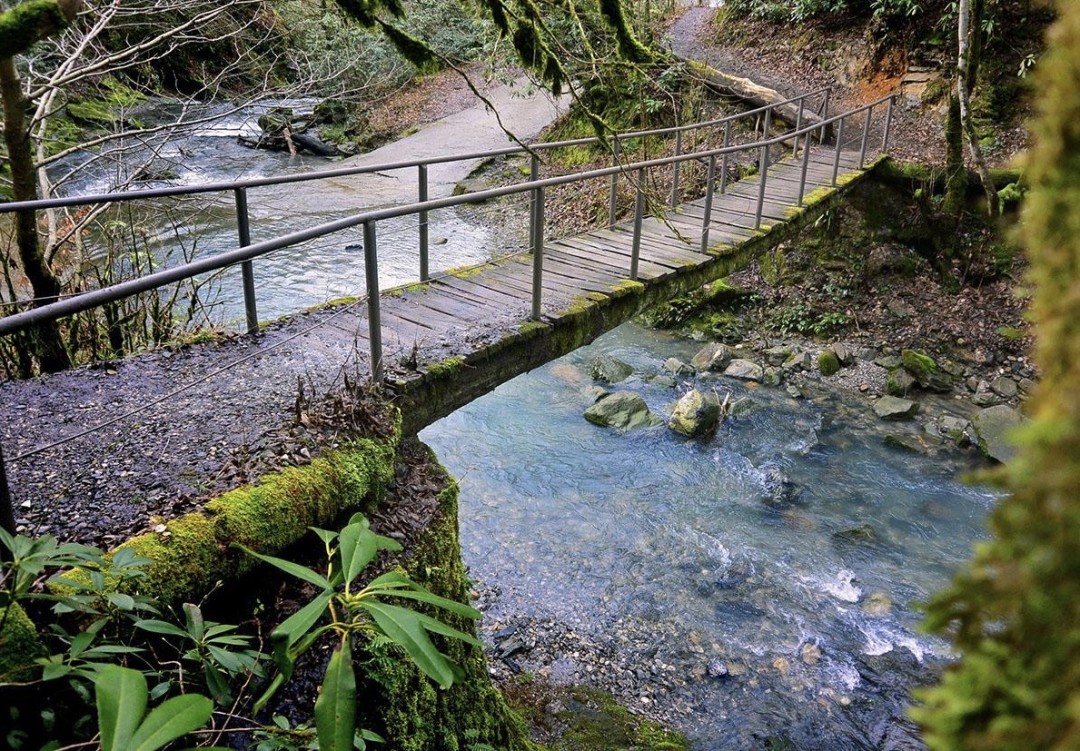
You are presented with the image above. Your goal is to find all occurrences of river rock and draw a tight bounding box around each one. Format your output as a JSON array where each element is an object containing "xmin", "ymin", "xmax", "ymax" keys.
[
  {"xmin": 939, "ymin": 415, "xmax": 972, "ymax": 446},
  {"xmin": 724, "ymin": 359, "xmax": 764, "ymax": 382},
  {"xmin": 833, "ymin": 524, "xmax": 878, "ymax": 544},
  {"xmin": 970, "ymin": 404, "xmax": 1026, "ymax": 462},
  {"xmin": 729, "ymin": 396, "xmax": 758, "ymax": 417},
  {"xmin": 663, "ymin": 357, "xmax": 695, "ymax": 376},
  {"xmin": 832, "ymin": 342, "xmax": 855, "ymax": 365},
  {"xmin": 901, "ymin": 349, "xmax": 952, "ymax": 393},
  {"xmin": 884, "ymin": 433, "xmax": 927, "ymax": 453},
  {"xmin": 990, "ymin": 375, "xmax": 1019, "ymax": 399},
  {"xmin": 584, "ymin": 392, "xmax": 661, "ymax": 430},
  {"xmin": 591, "ymin": 355, "xmax": 634, "ymax": 384},
  {"xmin": 669, "ymin": 389, "xmax": 721, "ymax": 437},
  {"xmin": 873, "ymin": 395, "xmax": 919, "ymax": 420},
  {"xmin": 763, "ymin": 345, "xmax": 792, "ymax": 366},
  {"xmin": 782, "ymin": 351, "xmax": 812, "ymax": 372},
  {"xmin": 762, "ymin": 367, "xmax": 783, "ymax": 387},
  {"xmin": 691, "ymin": 342, "xmax": 733, "ymax": 371},
  {"xmin": 818, "ymin": 350, "xmax": 841, "ymax": 376},
  {"xmin": 886, "ymin": 367, "xmax": 916, "ymax": 397},
  {"xmin": 759, "ymin": 462, "xmax": 802, "ymax": 506}
]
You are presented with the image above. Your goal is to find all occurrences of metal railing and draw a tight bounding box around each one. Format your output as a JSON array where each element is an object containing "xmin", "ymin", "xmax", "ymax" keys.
[
  {"xmin": 0, "ymin": 91, "xmax": 897, "ymax": 532},
  {"xmin": 0, "ymin": 88, "xmax": 831, "ymax": 335}
]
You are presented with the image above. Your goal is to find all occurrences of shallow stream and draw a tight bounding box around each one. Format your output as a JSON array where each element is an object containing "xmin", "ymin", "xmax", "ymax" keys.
[{"xmin": 421, "ymin": 323, "xmax": 995, "ymax": 750}]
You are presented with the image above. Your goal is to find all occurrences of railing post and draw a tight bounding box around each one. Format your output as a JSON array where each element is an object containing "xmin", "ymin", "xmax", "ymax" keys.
[
  {"xmin": 793, "ymin": 98, "xmax": 805, "ymax": 158},
  {"xmin": 798, "ymin": 125, "xmax": 813, "ymax": 206},
  {"xmin": 859, "ymin": 103, "xmax": 873, "ymax": 169},
  {"xmin": 700, "ymin": 155, "xmax": 717, "ymax": 254},
  {"xmin": 670, "ymin": 129, "xmax": 682, "ymax": 209},
  {"xmin": 720, "ymin": 120, "xmax": 732, "ymax": 195},
  {"xmin": 818, "ymin": 89, "xmax": 831, "ymax": 144},
  {"xmin": 832, "ymin": 116, "xmax": 845, "ymax": 186},
  {"xmin": 363, "ymin": 221, "xmax": 383, "ymax": 383},
  {"xmin": 608, "ymin": 136, "xmax": 621, "ymax": 226},
  {"xmin": 531, "ymin": 184, "xmax": 546, "ymax": 320},
  {"xmin": 756, "ymin": 110, "xmax": 773, "ymax": 229},
  {"xmin": 630, "ymin": 168, "xmax": 645, "ymax": 281},
  {"xmin": 529, "ymin": 153, "xmax": 540, "ymax": 254},
  {"xmin": 881, "ymin": 94, "xmax": 895, "ymax": 155},
  {"xmin": 761, "ymin": 108, "xmax": 772, "ymax": 169},
  {"xmin": 0, "ymin": 441, "xmax": 15, "ymax": 538},
  {"xmin": 233, "ymin": 188, "xmax": 258, "ymax": 336},
  {"xmin": 418, "ymin": 164, "xmax": 429, "ymax": 281}
]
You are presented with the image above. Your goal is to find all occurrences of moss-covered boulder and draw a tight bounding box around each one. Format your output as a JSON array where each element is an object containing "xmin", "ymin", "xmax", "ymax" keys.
[
  {"xmin": 585, "ymin": 392, "xmax": 663, "ymax": 431},
  {"xmin": 818, "ymin": 350, "xmax": 841, "ymax": 376},
  {"xmin": 669, "ymin": 389, "xmax": 721, "ymax": 437},
  {"xmin": 901, "ymin": 349, "xmax": 952, "ymax": 393},
  {"xmin": 0, "ymin": 604, "xmax": 45, "ymax": 682}
]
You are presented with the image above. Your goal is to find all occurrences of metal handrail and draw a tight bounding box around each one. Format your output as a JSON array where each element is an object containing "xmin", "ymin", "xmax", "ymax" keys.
[
  {"xmin": 0, "ymin": 92, "xmax": 895, "ymax": 350},
  {"xmin": 0, "ymin": 88, "xmax": 830, "ymax": 215}
]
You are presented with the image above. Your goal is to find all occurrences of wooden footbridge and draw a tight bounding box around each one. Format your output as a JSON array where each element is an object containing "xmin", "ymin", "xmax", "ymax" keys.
[{"xmin": 0, "ymin": 89, "xmax": 894, "ymax": 538}]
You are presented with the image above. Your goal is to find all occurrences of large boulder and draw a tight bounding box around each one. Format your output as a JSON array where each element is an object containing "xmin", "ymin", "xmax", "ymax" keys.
[
  {"xmin": 873, "ymin": 395, "xmax": 919, "ymax": 420},
  {"xmin": 970, "ymin": 405, "xmax": 1027, "ymax": 462},
  {"xmin": 584, "ymin": 392, "xmax": 662, "ymax": 430},
  {"xmin": 724, "ymin": 359, "xmax": 764, "ymax": 382},
  {"xmin": 818, "ymin": 350, "xmax": 841, "ymax": 376},
  {"xmin": 669, "ymin": 389, "xmax": 721, "ymax": 437},
  {"xmin": 691, "ymin": 342, "xmax": 733, "ymax": 372},
  {"xmin": 591, "ymin": 355, "xmax": 634, "ymax": 384}
]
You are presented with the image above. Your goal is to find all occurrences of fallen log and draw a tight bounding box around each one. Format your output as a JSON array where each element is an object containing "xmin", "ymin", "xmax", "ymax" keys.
[{"xmin": 679, "ymin": 57, "xmax": 833, "ymax": 142}]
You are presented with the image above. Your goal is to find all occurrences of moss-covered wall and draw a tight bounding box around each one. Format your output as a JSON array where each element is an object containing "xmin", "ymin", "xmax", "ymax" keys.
[{"xmin": 355, "ymin": 442, "xmax": 534, "ymax": 751}]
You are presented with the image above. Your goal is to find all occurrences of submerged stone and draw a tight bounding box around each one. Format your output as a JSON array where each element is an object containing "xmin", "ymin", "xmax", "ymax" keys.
[
  {"xmin": 584, "ymin": 392, "xmax": 662, "ymax": 430},
  {"xmin": 663, "ymin": 357, "xmax": 695, "ymax": 376},
  {"xmin": 591, "ymin": 355, "xmax": 634, "ymax": 384},
  {"xmin": 669, "ymin": 389, "xmax": 721, "ymax": 437}
]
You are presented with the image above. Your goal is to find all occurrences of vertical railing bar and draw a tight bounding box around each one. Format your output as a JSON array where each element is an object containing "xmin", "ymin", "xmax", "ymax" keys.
[
  {"xmin": 630, "ymin": 168, "xmax": 645, "ymax": 281},
  {"xmin": 670, "ymin": 129, "xmax": 682, "ymax": 209},
  {"xmin": 720, "ymin": 120, "xmax": 731, "ymax": 195},
  {"xmin": 608, "ymin": 136, "xmax": 621, "ymax": 227},
  {"xmin": 819, "ymin": 89, "xmax": 831, "ymax": 143},
  {"xmin": 762, "ymin": 108, "xmax": 772, "ymax": 170},
  {"xmin": 418, "ymin": 164, "xmax": 429, "ymax": 281},
  {"xmin": 798, "ymin": 124, "xmax": 813, "ymax": 206},
  {"xmin": 881, "ymin": 94, "xmax": 895, "ymax": 155},
  {"xmin": 529, "ymin": 153, "xmax": 540, "ymax": 255},
  {"xmin": 531, "ymin": 185, "xmax": 545, "ymax": 319},
  {"xmin": 859, "ymin": 103, "xmax": 873, "ymax": 169},
  {"xmin": 756, "ymin": 110, "xmax": 773, "ymax": 229},
  {"xmin": 363, "ymin": 221, "xmax": 383, "ymax": 383},
  {"xmin": 832, "ymin": 116, "xmax": 846, "ymax": 186},
  {"xmin": 0, "ymin": 442, "xmax": 14, "ymax": 538},
  {"xmin": 793, "ymin": 98, "xmax": 805, "ymax": 158},
  {"xmin": 700, "ymin": 154, "xmax": 717, "ymax": 254},
  {"xmin": 234, "ymin": 188, "xmax": 258, "ymax": 336}
]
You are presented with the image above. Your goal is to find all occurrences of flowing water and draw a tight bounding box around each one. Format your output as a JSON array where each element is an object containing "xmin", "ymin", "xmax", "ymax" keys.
[
  {"xmin": 421, "ymin": 323, "xmax": 996, "ymax": 750},
  {"xmin": 56, "ymin": 98, "xmax": 530, "ymax": 325}
]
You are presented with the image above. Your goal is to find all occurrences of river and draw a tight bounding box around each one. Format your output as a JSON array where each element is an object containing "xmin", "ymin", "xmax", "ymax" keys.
[{"xmin": 421, "ymin": 323, "xmax": 994, "ymax": 750}]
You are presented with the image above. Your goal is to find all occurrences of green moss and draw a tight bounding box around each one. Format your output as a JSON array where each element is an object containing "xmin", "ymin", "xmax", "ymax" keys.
[
  {"xmin": 551, "ymin": 686, "xmax": 688, "ymax": 751},
  {"xmin": 101, "ymin": 433, "xmax": 399, "ymax": 606},
  {"xmin": 901, "ymin": 348, "xmax": 937, "ymax": 380},
  {"xmin": 817, "ymin": 350, "xmax": 841, "ymax": 376},
  {"xmin": 303, "ymin": 296, "xmax": 362, "ymax": 313},
  {"xmin": 423, "ymin": 356, "xmax": 466, "ymax": 378},
  {"xmin": 0, "ymin": 604, "xmax": 45, "ymax": 682},
  {"xmin": 355, "ymin": 445, "xmax": 535, "ymax": 751},
  {"xmin": 996, "ymin": 325, "xmax": 1026, "ymax": 341}
]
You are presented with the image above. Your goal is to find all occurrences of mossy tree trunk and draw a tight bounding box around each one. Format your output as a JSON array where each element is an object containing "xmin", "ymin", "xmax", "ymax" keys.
[
  {"xmin": 957, "ymin": 0, "xmax": 1000, "ymax": 217},
  {"xmin": 0, "ymin": 54, "xmax": 70, "ymax": 374}
]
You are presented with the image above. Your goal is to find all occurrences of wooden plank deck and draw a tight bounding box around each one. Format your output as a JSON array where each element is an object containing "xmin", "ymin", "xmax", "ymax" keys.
[{"xmin": 377, "ymin": 147, "xmax": 870, "ymax": 355}]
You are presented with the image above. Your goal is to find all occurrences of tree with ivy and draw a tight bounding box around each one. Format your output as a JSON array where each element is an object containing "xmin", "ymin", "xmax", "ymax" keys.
[{"xmin": 912, "ymin": 1, "xmax": 1080, "ymax": 746}]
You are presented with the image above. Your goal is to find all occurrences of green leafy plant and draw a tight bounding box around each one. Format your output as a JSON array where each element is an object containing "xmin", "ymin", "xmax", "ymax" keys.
[
  {"xmin": 135, "ymin": 603, "xmax": 262, "ymax": 705},
  {"xmin": 237, "ymin": 513, "xmax": 483, "ymax": 751},
  {"xmin": 94, "ymin": 664, "xmax": 212, "ymax": 751}
]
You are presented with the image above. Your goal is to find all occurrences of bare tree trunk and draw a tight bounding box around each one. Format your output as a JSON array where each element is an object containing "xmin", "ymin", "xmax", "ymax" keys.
[
  {"xmin": 0, "ymin": 56, "xmax": 70, "ymax": 373},
  {"xmin": 957, "ymin": 0, "xmax": 1000, "ymax": 217}
]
